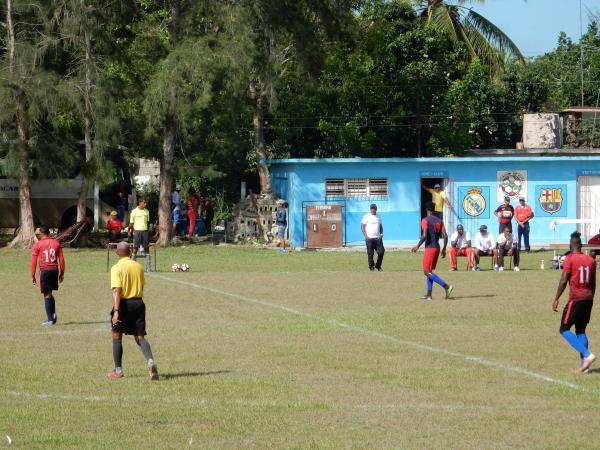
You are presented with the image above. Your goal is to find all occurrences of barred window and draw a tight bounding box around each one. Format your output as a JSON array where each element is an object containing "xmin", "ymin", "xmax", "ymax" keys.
[{"xmin": 325, "ymin": 178, "xmax": 388, "ymax": 198}]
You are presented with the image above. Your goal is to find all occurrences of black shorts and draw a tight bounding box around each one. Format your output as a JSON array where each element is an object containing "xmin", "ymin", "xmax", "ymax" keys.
[
  {"xmin": 40, "ymin": 269, "xmax": 59, "ymax": 293},
  {"xmin": 111, "ymin": 298, "xmax": 147, "ymax": 336},
  {"xmin": 133, "ymin": 231, "xmax": 149, "ymax": 250},
  {"xmin": 560, "ymin": 300, "xmax": 593, "ymax": 333}
]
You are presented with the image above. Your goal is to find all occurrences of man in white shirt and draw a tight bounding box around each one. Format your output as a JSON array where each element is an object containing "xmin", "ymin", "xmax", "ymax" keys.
[
  {"xmin": 474, "ymin": 225, "xmax": 498, "ymax": 271},
  {"xmin": 361, "ymin": 203, "xmax": 384, "ymax": 272},
  {"xmin": 497, "ymin": 226, "xmax": 520, "ymax": 272},
  {"xmin": 449, "ymin": 224, "xmax": 472, "ymax": 271}
]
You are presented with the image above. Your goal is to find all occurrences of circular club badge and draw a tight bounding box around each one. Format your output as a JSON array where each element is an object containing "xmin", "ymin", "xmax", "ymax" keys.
[
  {"xmin": 498, "ymin": 171, "xmax": 526, "ymax": 200},
  {"xmin": 462, "ymin": 188, "xmax": 486, "ymax": 217}
]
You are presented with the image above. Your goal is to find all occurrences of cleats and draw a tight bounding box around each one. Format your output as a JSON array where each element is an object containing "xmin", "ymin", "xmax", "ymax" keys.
[
  {"xmin": 494, "ymin": 265, "xmax": 499, "ymax": 272},
  {"xmin": 147, "ymin": 361, "xmax": 159, "ymax": 381},
  {"xmin": 445, "ymin": 285, "xmax": 454, "ymax": 300},
  {"xmin": 449, "ymin": 268, "xmax": 457, "ymax": 272},
  {"xmin": 418, "ymin": 295, "xmax": 433, "ymax": 301},
  {"xmin": 514, "ymin": 266, "xmax": 520, "ymax": 272},
  {"xmin": 475, "ymin": 266, "xmax": 481, "ymax": 272},
  {"xmin": 580, "ymin": 354, "xmax": 597, "ymax": 373},
  {"xmin": 498, "ymin": 267, "xmax": 504, "ymax": 272},
  {"xmin": 52, "ymin": 313, "xmax": 57, "ymax": 325},
  {"xmin": 107, "ymin": 370, "xmax": 124, "ymax": 380},
  {"xmin": 376, "ymin": 267, "xmax": 383, "ymax": 272},
  {"xmin": 41, "ymin": 320, "xmax": 54, "ymax": 327}
]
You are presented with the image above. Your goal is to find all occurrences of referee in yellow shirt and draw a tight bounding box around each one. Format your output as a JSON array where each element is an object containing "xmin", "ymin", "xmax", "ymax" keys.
[
  {"xmin": 108, "ymin": 241, "xmax": 159, "ymax": 380},
  {"xmin": 128, "ymin": 198, "xmax": 152, "ymax": 272},
  {"xmin": 421, "ymin": 181, "xmax": 454, "ymax": 219}
]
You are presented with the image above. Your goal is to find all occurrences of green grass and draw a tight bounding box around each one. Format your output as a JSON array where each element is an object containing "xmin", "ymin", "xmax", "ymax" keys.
[{"xmin": 1, "ymin": 246, "xmax": 599, "ymax": 449}]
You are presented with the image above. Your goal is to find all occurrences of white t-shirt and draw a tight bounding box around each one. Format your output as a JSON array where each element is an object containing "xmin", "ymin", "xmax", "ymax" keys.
[
  {"xmin": 497, "ymin": 233, "xmax": 515, "ymax": 248},
  {"xmin": 450, "ymin": 231, "xmax": 471, "ymax": 249},
  {"xmin": 474, "ymin": 232, "xmax": 496, "ymax": 251},
  {"xmin": 361, "ymin": 213, "xmax": 382, "ymax": 239},
  {"xmin": 171, "ymin": 190, "xmax": 181, "ymax": 206}
]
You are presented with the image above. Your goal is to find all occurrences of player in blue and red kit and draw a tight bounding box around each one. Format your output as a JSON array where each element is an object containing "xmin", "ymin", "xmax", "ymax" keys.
[
  {"xmin": 553, "ymin": 231, "xmax": 596, "ymax": 372},
  {"xmin": 411, "ymin": 202, "xmax": 453, "ymax": 300}
]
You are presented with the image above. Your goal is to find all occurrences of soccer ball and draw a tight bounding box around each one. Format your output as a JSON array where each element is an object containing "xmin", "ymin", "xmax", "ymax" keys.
[
  {"xmin": 171, "ymin": 263, "xmax": 181, "ymax": 272},
  {"xmin": 181, "ymin": 263, "xmax": 190, "ymax": 272},
  {"xmin": 171, "ymin": 263, "xmax": 190, "ymax": 272}
]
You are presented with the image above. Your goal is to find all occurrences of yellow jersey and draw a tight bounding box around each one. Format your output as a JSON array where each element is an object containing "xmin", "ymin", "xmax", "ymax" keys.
[
  {"xmin": 427, "ymin": 188, "xmax": 447, "ymax": 213},
  {"xmin": 129, "ymin": 207, "xmax": 150, "ymax": 231},
  {"xmin": 110, "ymin": 257, "xmax": 145, "ymax": 299}
]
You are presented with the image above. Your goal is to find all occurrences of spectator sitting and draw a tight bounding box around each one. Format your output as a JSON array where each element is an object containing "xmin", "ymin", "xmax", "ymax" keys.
[
  {"xmin": 588, "ymin": 228, "xmax": 600, "ymax": 258},
  {"xmin": 497, "ymin": 226, "xmax": 520, "ymax": 272},
  {"xmin": 449, "ymin": 224, "xmax": 472, "ymax": 271},
  {"xmin": 107, "ymin": 211, "xmax": 123, "ymax": 243},
  {"xmin": 474, "ymin": 225, "xmax": 498, "ymax": 272}
]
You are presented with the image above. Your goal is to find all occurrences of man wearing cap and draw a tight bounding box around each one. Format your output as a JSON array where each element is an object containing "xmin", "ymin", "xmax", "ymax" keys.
[
  {"xmin": 449, "ymin": 224, "xmax": 473, "ymax": 271},
  {"xmin": 421, "ymin": 181, "xmax": 454, "ymax": 219},
  {"xmin": 473, "ymin": 225, "xmax": 498, "ymax": 271},
  {"xmin": 361, "ymin": 203, "xmax": 384, "ymax": 271},
  {"xmin": 494, "ymin": 196, "xmax": 515, "ymax": 235},
  {"xmin": 107, "ymin": 211, "xmax": 123, "ymax": 243},
  {"xmin": 497, "ymin": 226, "xmax": 520, "ymax": 272},
  {"xmin": 275, "ymin": 199, "xmax": 287, "ymax": 253},
  {"xmin": 515, "ymin": 196, "xmax": 534, "ymax": 252}
]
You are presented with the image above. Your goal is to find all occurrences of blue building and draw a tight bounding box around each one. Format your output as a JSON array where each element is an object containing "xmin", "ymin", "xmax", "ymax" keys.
[{"xmin": 268, "ymin": 155, "xmax": 600, "ymax": 248}]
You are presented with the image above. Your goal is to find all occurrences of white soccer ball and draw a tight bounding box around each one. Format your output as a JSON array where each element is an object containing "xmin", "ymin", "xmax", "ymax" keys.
[
  {"xmin": 171, "ymin": 263, "xmax": 180, "ymax": 272},
  {"xmin": 181, "ymin": 263, "xmax": 190, "ymax": 272}
]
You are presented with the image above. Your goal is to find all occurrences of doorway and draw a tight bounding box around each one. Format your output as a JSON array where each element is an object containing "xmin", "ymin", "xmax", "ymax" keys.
[
  {"xmin": 420, "ymin": 177, "xmax": 445, "ymax": 219},
  {"xmin": 577, "ymin": 176, "xmax": 600, "ymax": 240}
]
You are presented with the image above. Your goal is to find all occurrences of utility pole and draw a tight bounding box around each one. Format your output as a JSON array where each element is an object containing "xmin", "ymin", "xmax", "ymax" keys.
[{"xmin": 580, "ymin": 0, "xmax": 585, "ymax": 107}]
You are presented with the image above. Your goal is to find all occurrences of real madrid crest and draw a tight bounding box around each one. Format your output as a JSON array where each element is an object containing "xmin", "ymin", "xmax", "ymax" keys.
[{"xmin": 463, "ymin": 188, "xmax": 486, "ymax": 217}]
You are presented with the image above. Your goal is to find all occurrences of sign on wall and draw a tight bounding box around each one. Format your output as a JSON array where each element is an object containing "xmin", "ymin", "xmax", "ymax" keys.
[
  {"xmin": 535, "ymin": 184, "xmax": 567, "ymax": 217},
  {"xmin": 497, "ymin": 170, "xmax": 527, "ymax": 202},
  {"xmin": 458, "ymin": 186, "xmax": 490, "ymax": 219}
]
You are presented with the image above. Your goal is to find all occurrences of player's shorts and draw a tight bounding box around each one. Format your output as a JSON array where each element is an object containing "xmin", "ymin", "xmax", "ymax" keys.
[
  {"xmin": 172, "ymin": 208, "xmax": 180, "ymax": 225},
  {"xmin": 133, "ymin": 231, "xmax": 149, "ymax": 250},
  {"xmin": 422, "ymin": 248, "xmax": 440, "ymax": 272},
  {"xmin": 40, "ymin": 269, "xmax": 59, "ymax": 293},
  {"xmin": 111, "ymin": 298, "xmax": 147, "ymax": 336},
  {"xmin": 560, "ymin": 300, "xmax": 593, "ymax": 333},
  {"xmin": 277, "ymin": 225, "xmax": 286, "ymax": 238}
]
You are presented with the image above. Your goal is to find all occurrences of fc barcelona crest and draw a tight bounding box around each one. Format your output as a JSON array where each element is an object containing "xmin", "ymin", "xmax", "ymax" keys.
[{"xmin": 539, "ymin": 188, "xmax": 563, "ymax": 214}]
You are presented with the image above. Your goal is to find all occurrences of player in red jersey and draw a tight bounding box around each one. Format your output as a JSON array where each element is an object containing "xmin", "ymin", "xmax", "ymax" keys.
[
  {"xmin": 553, "ymin": 231, "xmax": 596, "ymax": 372},
  {"xmin": 31, "ymin": 225, "xmax": 65, "ymax": 326},
  {"xmin": 411, "ymin": 202, "xmax": 453, "ymax": 300}
]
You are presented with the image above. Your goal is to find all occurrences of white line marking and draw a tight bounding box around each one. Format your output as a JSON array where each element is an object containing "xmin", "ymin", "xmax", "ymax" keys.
[
  {"xmin": 0, "ymin": 328, "xmax": 107, "ymax": 337},
  {"xmin": 153, "ymin": 274, "xmax": 594, "ymax": 394}
]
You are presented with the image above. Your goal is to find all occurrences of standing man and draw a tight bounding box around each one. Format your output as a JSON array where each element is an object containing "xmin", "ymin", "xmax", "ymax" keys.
[
  {"xmin": 108, "ymin": 242, "xmax": 159, "ymax": 380},
  {"xmin": 515, "ymin": 196, "xmax": 534, "ymax": 252},
  {"xmin": 128, "ymin": 198, "xmax": 151, "ymax": 273},
  {"xmin": 31, "ymin": 225, "xmax": 65, "ymax": 326},
  {"xmin": 449, "ymin": 224, "xmax": 472, "ymax": 271},
  {"xmin": 421, "ymin": 181, "xmax": 454, "ymax": 219},
  {"xmin": 171, "ymin": 184, "xmax": 182, "ymax": 209},
  {"xmin": 552, "ymin": 231, "xmax": 596, "ymax": 373},
  {"xmin": 186, "ymin": 187, "xmax": 200, "ymax": 241},
  {"xmin": 275, "ymin": 199, "xmax": 287, "ymax": 253},
  {"xmin": 411, "ymin": 202, "xmax": 453, "ymax": 300},
  {"xmin": 473, "ymin": 225, "xmax": 498, "ymax": 271},
  {"xmin": 497, "ymin": 226, "xmax": 520, "ymax": 272},
  {"xmin": 361, "ymin": 203, "xmax": 384, "ymax": 271},
  {"xmin": 494, "ymin": 195, "xmax": 514, "ymax": 235}
]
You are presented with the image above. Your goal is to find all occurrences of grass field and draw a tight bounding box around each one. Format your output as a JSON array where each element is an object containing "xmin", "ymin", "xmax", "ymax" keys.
[{"xmin": 1, "ymin": 245, "xmax": 600, "ymax": 449}]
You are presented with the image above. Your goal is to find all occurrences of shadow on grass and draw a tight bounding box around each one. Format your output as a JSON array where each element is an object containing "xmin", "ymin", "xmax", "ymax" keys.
[
  {"xmin": 161, "ymin": 370, "xmax": 232, "ymax": 380},
  {"xmin": 62, "ymin": 320, "xmax": 110, "ymax": 326},
  {"xmin": 451, "ymin": 294, "xmax": 498, "ymax": 300},
  {"xmin": 586, "ymin": 368, "xmax": 600, "ymax": 374}
]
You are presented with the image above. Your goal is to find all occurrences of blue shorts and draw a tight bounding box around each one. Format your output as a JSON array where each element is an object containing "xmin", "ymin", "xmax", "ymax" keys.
[
  {"xmin": 172, "ymin": 208, "xmax": 180, "ymax": 224},
  {"xmin": 277, "ymin": 225, "xmax": 286, "ymax": 238}
]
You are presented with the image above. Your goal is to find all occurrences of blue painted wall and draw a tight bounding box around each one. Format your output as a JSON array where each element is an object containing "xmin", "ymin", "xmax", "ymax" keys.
[{"xmin": 269, "ymin": 157, "xmax": 600, "ymax": 247}]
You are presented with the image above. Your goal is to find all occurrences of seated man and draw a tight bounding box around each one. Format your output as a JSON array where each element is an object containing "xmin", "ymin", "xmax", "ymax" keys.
[
  {"xmin": 473, "ymin": 225, "xmax": 497, "ymax": 271},
  {"xmin": 449, "ymin": 224, "xmax": 472, "ymax": 271},
  {"xmin": 588, "ymin": 228, "xmax": 600, "ymax": 258},
  {"xmin": 497, "ymin": 226, "xmax": 520, "ymax": 272},
  {"xmin": 107, "ymin": 211, "xmax": 123, "ymax": 243}
]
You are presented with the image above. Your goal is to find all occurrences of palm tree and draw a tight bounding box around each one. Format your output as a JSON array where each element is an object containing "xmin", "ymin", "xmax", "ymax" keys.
[{"xmin": 417, "ymin": 0, "xmax": 524, "ymax": 71}]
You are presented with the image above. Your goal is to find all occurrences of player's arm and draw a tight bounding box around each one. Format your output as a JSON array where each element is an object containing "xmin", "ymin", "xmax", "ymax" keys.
[
  {"xmin": 57, "ymin": 245, "xmax": 65, "ymax": 282},
  {"xmin": 553, "ymin": 271, "xmax": 570, "ymax": 312},
  {"xmin": 493, "ymin": 206, "xmax": 500, "ymax": 218},
  {"xmin": 379, "ymin": 222, "xmax": 383, "ymax": 239},
  {"xmin": 411, "ymin": 226, "xmax": 427, "ymax": 253},
  {"xmin": 441, "ymin": 226, "xmax": 448, "ymax": 258},
  {"xmin": 128, "ymin": 210, "xmax": 134, "ymax": 234},
  {"xmin": 112, "ymin": 287, "xmax": 122, "ymax": 325},
  {"xmin": 30, "ymin": 245, "xmax": 38, "ymax": 285},
  {"xmin": 361, "ymin": 223, "xmax": 367, "ymax": 240}
]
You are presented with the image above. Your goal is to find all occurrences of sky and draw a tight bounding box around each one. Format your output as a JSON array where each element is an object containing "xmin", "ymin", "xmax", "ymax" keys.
[{"xmin": 468, "ymin": 0, "xmax": 596, "ymax": 57}]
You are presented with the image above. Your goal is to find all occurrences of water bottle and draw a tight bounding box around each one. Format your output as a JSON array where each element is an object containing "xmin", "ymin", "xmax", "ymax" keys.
[{"xmin": 540, "ymin": 259, "xmax": 545, "ymax": 270}]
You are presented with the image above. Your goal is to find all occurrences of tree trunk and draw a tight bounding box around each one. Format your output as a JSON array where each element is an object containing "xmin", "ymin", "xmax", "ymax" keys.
[
  {"xmin": 156, "ymin": 1, "xmax": 179, "ymax": 246},
  {"xmin": 7, "ymin": 0, "xmax": 36, "ymax": 248},
  {"xmin": 249, "ymin": 82, "xmax": 271, "ymax": 194},
  {"xmin": 76, "ymin": 31, "xmax": 93, "ymax": 222}
]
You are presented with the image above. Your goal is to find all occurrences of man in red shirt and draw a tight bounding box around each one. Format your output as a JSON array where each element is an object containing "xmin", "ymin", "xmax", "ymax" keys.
[
  {"xmin": 553, "ymin": 231, "xmax": 596, "ymax": 372},
  {"xmin": 106, "ymin": 211, "xmax": 123, "ymax": 243},
  {"xmin": 494, "ymin": 195, "xmax": 514, "ymax": 235},
  {"xmin": 588, "ymin": 228, "xmax": 600, "ymax": 258},
  {"xmin": 515, "ymin": 196, "xmax": 534, "ymax": 252},
  {"xmin": 31, "ymin": 225, "xmax": 66, "ymax": 326}
]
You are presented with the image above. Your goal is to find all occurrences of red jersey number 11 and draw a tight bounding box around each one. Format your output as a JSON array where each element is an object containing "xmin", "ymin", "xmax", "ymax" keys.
[
  {"xmin": 579, "ymin": 266, "xmax": 590, "ymax": 284},
  {"xmin": 43, "ymin": 248, "xmax": 56, "ymax": 264}
]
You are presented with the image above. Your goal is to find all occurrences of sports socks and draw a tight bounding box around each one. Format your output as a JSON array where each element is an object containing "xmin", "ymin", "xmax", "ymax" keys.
[
  {"xmin": 561, "ymin": 330, "xmax": 591, "ymax": 358},
  {"xmin": 577, "ymin": 333, "xmax": 589, "ymax": 365},
  {"xmin": 427, "ymin": 273, "xmax": 449, "ymax": 289},
  {"xmin": 137, "ymin": 338, "xmax": 154, "ymax": 363},
  {"xmin": 113, "ymin": 338, "xmax": 123, "ymax": 370},
  {"xmin": 145, "ymin": 254, "xmax": 152, "ymax": 272},
  {"xmin": 44, "ymin": 296, "xmax": 55, "ymax": 321}
]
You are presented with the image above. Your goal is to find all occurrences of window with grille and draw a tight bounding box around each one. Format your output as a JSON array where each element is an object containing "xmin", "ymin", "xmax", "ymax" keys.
[{"xmin": 325, "ymin": 178, "xmax": 388, "ymax": 198}]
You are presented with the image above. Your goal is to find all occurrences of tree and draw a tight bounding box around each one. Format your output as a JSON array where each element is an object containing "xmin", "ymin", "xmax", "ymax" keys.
[
  {"xmin": 1, "ymin": 1, "xmax": 61, "ymax": 247},
  {"xmin": 416, "ymin": 0, "xmax": 524, "ymax": 73}
]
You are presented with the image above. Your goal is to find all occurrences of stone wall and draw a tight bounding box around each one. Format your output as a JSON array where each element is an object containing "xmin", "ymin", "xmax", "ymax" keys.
[
  {"xmin": 227, "ymin": 193, "xmax": 279, "ymax": 243},
  {"xmin": 523, "ymin": 113, "xmax": 563, "ymax": 149}
]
